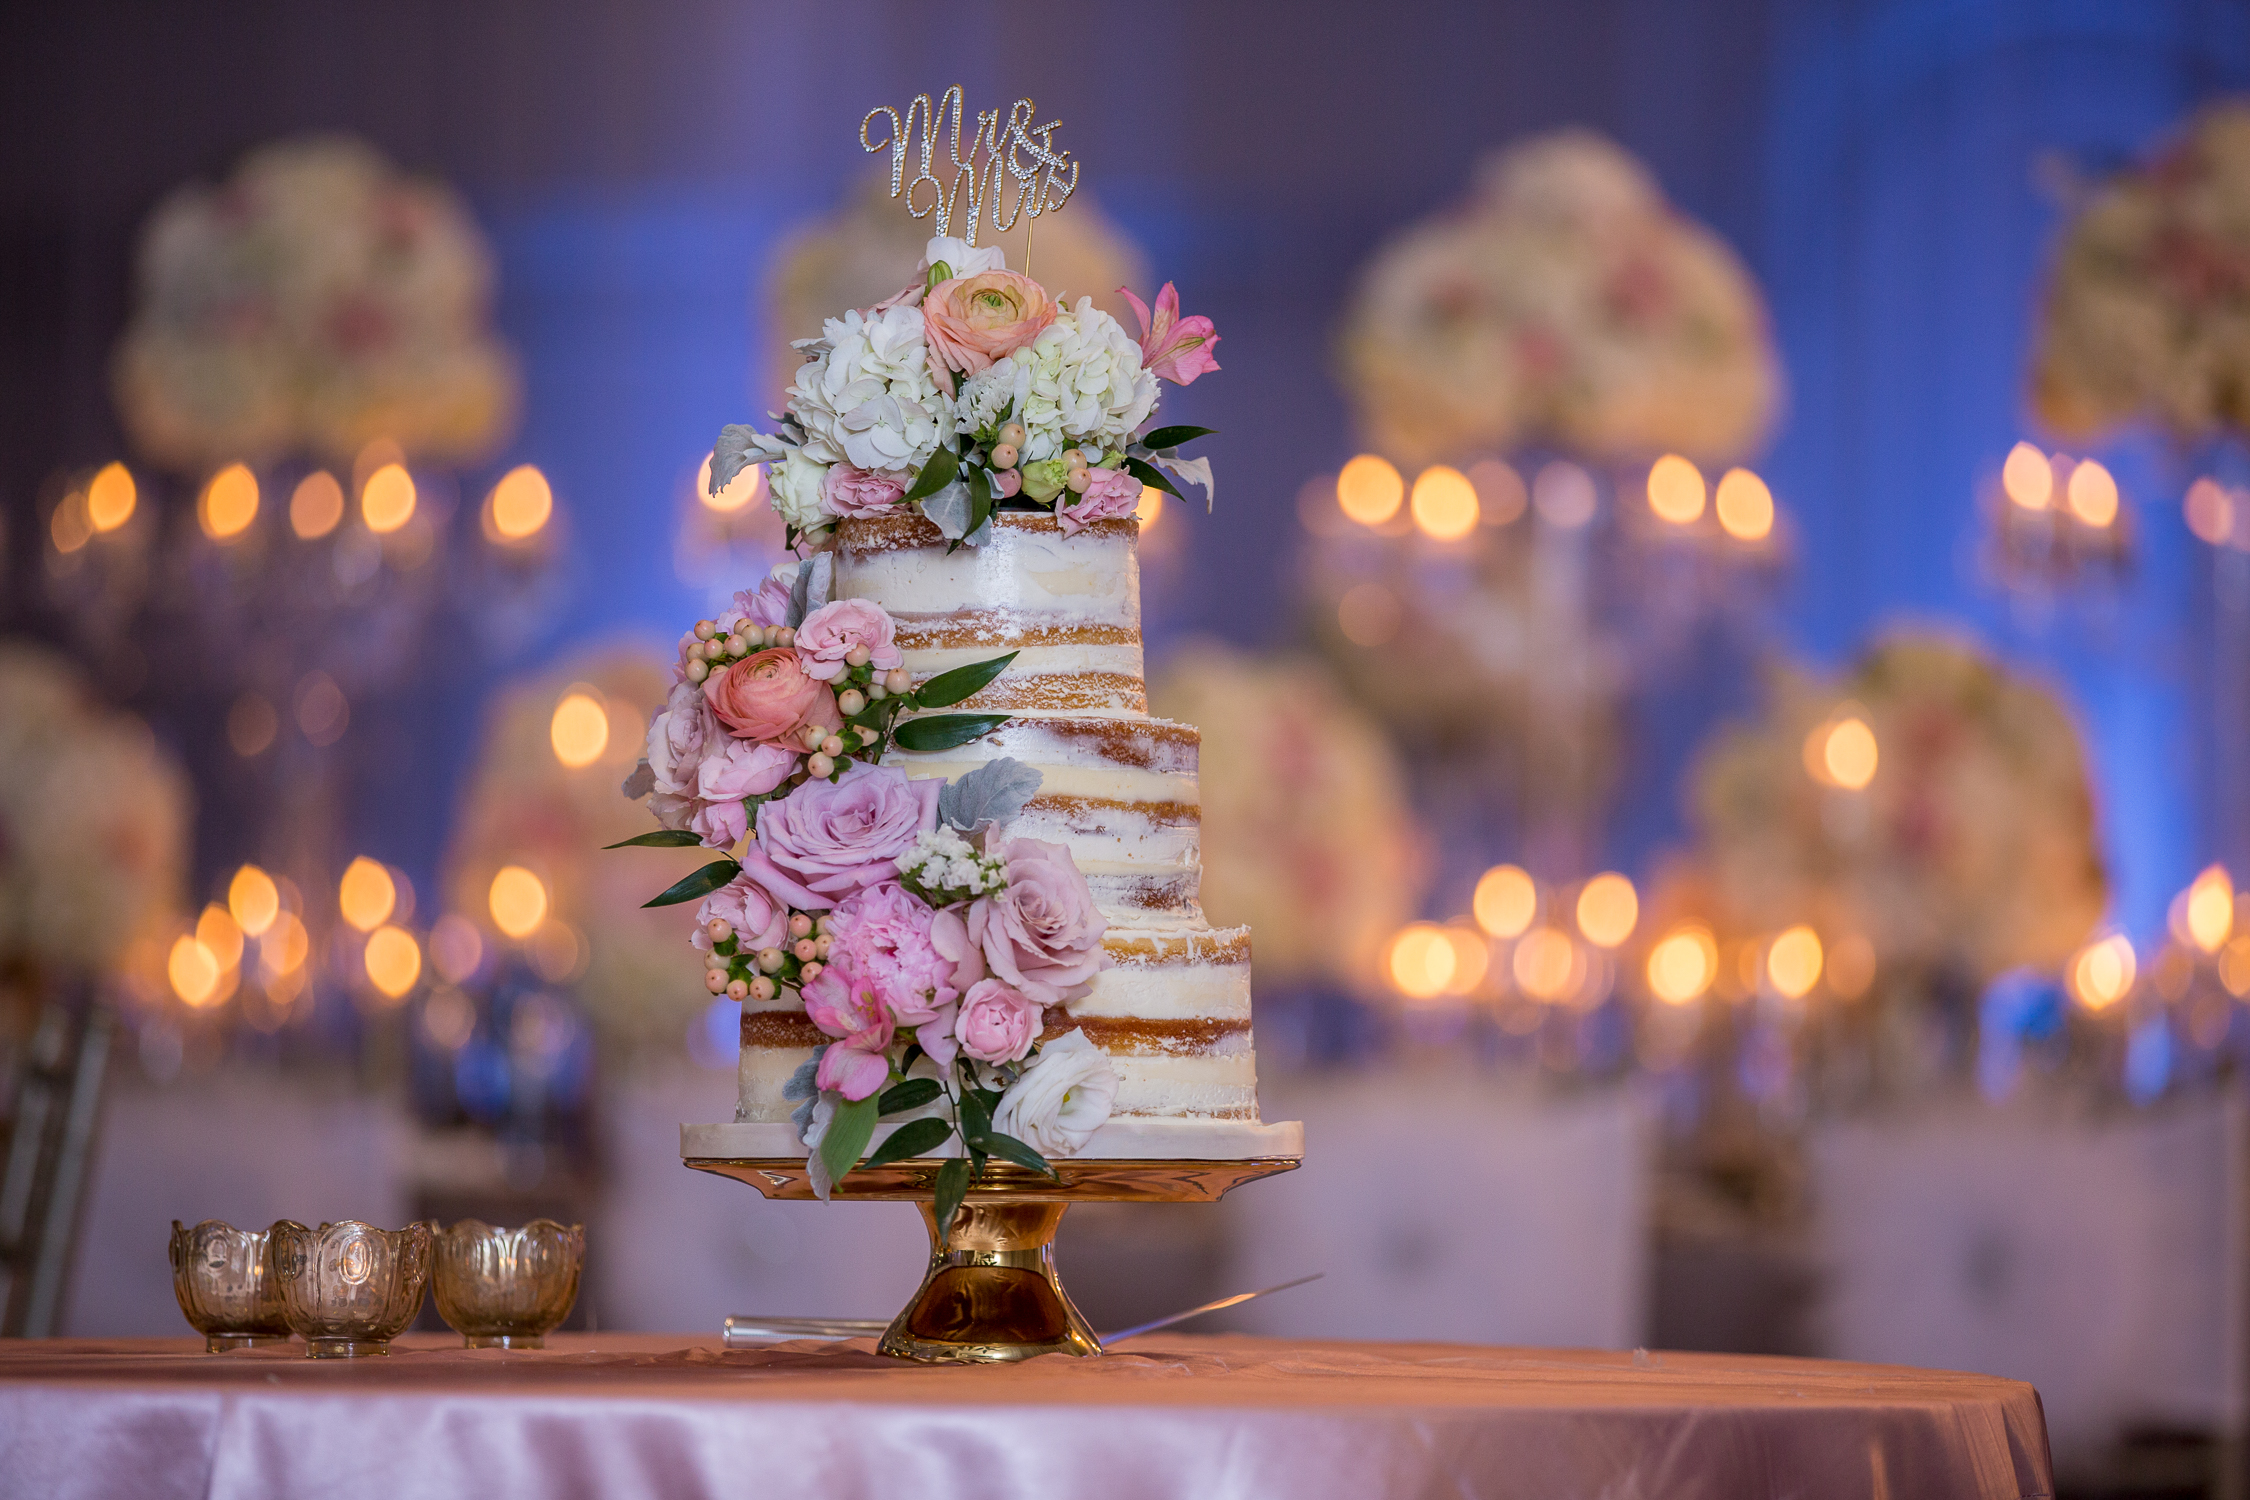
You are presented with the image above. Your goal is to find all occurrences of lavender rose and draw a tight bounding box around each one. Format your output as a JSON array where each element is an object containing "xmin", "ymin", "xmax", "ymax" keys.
[
  {"xmin": 794, "ymin": 599, "xmax": 905, "ymax": 684},
  {"xmin": 757, "ymin": 762, "xmax": 941, "ymax": 900},
  {"xmin": 954, "ymin": 978, "xmax": 1044, "ymax": 1064},
  {"xmin": 965, "ymin": 837, "xmax": 1109, "ymax": 1005}
]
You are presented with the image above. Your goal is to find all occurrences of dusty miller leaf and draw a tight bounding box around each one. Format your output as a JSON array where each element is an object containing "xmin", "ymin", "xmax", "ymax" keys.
[
  {"xmin": 938, "ymin": 757, "xmax": 1042, "ymax": 835},
  {"xmin": 711, "ymin": 425, "xmax": 763, "ymax": 494},
  {"xmin": 620, "ymin": 759, "xmax": 655, "ymax": 800}
]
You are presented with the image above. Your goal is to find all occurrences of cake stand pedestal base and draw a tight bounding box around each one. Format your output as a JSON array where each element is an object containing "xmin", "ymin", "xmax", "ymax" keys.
[{"xmin": 683, "ymin": 1157, "xmax": 1299, "ymax": 1364}]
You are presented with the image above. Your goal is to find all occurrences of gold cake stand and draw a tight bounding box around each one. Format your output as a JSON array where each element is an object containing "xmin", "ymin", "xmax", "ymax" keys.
[{"xmin": 684, "ymin": 1155, "xmax": 1299, "ymax": 1363}]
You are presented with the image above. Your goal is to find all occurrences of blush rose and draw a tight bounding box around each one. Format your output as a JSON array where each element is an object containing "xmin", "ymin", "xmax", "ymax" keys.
[{"xmin": 794, "ymin": 599, "xmax": 905, "ymax": 685}]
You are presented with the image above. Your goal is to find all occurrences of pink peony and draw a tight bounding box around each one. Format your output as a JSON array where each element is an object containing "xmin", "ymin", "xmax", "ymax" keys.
[
  {"xmin": 965, "ymin": 837, "xmax": 1109, "ymax": 1005},
  {"xmin": 693, "ymin": 868, "xmax": 791, "ymax": 957},
  {"xmin": 688, "ymin": 737, "xmax": 799, "ymax": 847},
  {"xmin": 1120, "ymin": 282, "xmax": 1221, "ymax": 386},
  {"xmin": 705, "ymin": 647, "xmax": 842, "ymax": 744},
  {"xmin": 954, "ymin": 978, "xmax": 1044, "ymax": 1064},
  {"xmin": 1056, "ymin": 467, "xmax": 1144, "ymax": 536},
  {"xmin": 821, "ymin": 464, "xmax": 908, "ymax": 519},
  {"xmin": 758, "ymin": 762, "xmax": 941, "ymax": 900},
  {"xmin": 922, "ymin": 270, "xmax": 1056, "ymax": 388},
  {"xmin": 794, "ymin": 599, "xmax": 905, "ymax": 684},
  {"xmin": 827, "ymin": 883, "xmax": 961, "ymax": 1025},
  {"xmin": 803, "ymin": 966, "xmax": 894, "ymax": 1101}
]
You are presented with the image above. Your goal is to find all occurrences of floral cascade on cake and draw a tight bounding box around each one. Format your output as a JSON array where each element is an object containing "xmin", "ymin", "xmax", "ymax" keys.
[{"xmin": 631, "ymin": 229, "xmax": 1285, "ymax": 1206}]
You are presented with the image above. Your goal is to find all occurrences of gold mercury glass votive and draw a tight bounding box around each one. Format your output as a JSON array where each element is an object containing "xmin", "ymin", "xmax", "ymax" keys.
[
  {"xmin": 431, "ymin": 1218, "xmax": 584, "ymax": 1348},
  {"xmin": 168, "ymin": 1219, "xmax": 293, "ymax": 1352},
  {"xmin": 267, "ymin": 1219, "xmax": 434, "ymax": 1358}
]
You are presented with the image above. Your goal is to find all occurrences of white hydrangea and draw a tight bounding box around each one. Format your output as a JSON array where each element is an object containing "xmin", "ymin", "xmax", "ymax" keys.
[
  {"xmin": 788, "ymin": 304, "xmax": 953, "ymax": 476},
  {"xmin": 895, "ymin": 826, "xmax": 1008, "ymax": 900},
  {"xmin": 956, "ymin": 297, "xmax": 1158, "ymax": 464},
  {"xmin": 767, "ymin": 451, "xmax": 829, "ymax": 533}
]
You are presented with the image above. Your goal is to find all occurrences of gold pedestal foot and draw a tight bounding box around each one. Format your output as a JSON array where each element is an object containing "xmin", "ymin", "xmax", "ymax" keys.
[{"xmin": 877, "ymin": 1202, "xmax": 1100, "ymax": 1363}]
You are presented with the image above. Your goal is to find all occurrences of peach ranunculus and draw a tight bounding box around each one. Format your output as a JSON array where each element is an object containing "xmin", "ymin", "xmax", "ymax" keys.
[
  {"xmin": 923, "ymin": 270, "xmax": 1055, "ymax": 389},
  {"xmin": 704, "ymin": 647, "xmax": 843, "ymax": 745}
]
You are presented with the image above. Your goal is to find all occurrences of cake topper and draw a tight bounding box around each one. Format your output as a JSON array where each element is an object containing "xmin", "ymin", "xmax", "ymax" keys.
[{"xmin": 860, "ymin": 87, "xmax": 1078, "ymax": 247}]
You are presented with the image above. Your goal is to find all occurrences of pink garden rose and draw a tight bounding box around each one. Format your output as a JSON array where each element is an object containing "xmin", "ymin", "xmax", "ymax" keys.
[
  {"xmin": 692, "ymin": 868, "xmax": 791, "ymax": 957},
  {"xmin": 757, "ymin": 762, "xmax": 940, "ymax": 900},
  {"xmin": 1120, "ymin": 281, "xmax": 1221, "ymax": 386},
  {"xmin": 802, "ymin": 966, "xmax": 894, "ymax": 1101},
  {"xmin": 821, "ymin": 464, "xmax": 908, "ymax": 519},
  {"xmin": 1056, "ymin": 467, "xmax": 1144, "ymax": 536},
  {"xmin": 688, "ymin": 737, "xmax": 799, "ymax": 847},
  {"xmin": 794, "ymin": 599, "xmax": 904, "ymax": 684},
  {"xmin": 965, "ymin": 837, "xmax": 1109, "ymax": 1005},
  {"xmin": 954, "ymin": 978, "xmax": 1044, "ymax": 1064},
  {"xmin": 705, "ymin": 647, "xmax": 842, "ymax": 744},
  {"xmin": 922, "ymin": 270, "xmax": 1056, "ymax": 389}
]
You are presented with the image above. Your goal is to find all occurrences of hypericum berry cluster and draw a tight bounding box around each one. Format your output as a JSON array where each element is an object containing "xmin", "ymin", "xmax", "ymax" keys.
[
  {"xmin": 978, "ymin": 417, "xmax": 1114, "ymax": 506},
  {"xmin": 679, "ymin": 613, "xmax": 922, "ymax": 784},
  {"xmin": 701, "ymin": 909, "xmax": 838, "ymax": 1003},
  {"xmin": 895, "ymin": 826, "xmax": 1009, "ymax": 908}
]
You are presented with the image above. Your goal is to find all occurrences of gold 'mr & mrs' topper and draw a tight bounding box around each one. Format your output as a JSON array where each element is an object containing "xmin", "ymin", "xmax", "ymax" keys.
[{"xmin": 860, "ymin": 87, "xmax": 1079, "ymax": 248}]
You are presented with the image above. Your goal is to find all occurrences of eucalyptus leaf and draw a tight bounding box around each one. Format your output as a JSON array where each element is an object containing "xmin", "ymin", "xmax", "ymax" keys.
[
  {"xmin": 892, "ymin": 713, "xmax": 1010, "ymax": 753},
  {"xmin": 878, "ymin": 1077, "xmax": 944, "ymax": 1116},
  {"xmin": 602, "ymin": 829, "xmax": 702, "ymax": 849},
  {"xmin": 919, "ymin": 478, "xmax": 974, "ymax": 539},
  {"xmin": 931, "ymin": 1157, "xmax": 972, "ymax": 1250},
  {"xmin": 642, "ymin": 859, "xmax": 742, "ymax": 908},
  {"xmin": 978, "ymin": 1128, "xmax": 1059, "ymax": 1181},
  {"xmin": 710, "ymin": 424, "xmax": 763, "ymax": 493},
  {"xmin": 904, "ymin": 444, "xmax": 961, "ymax": 504},
  {"xmin": 938, "ymin": 756, "xmax": 1042, "ymax": 834},
  {"xmin": 816, "ymin": 1092, "xmax": 880, "ymax": 1189},
  {"xmin": 1125, "ymin": 457, "xmax": 1185, "ymax": 501},
  {"xmin": 862, "ymin": 1116, "xmax": 953, "ymax": 1170},
  {"xmin": 1138, "ymin": 424, "xmax": 1217, "ymax": 453},
  {"xmin": 914, "ymin": 651, "xmax": 1018, "ymax": 708}
]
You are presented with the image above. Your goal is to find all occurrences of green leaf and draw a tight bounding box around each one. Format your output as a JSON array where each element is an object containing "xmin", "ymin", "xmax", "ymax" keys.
[
  {"xmin": 965, "ymin": 465, "xmax": 995, "ymax": 539},
  {"xmin": 1125, "ymin": 456, "xmax": 1185, "ymax": 501},
  {"xmin": 892, "ymin": 713, "xmax": 1011, "ymax": 753},
  {"xmin": 914, "ymin": 652, "xmax": 1017, "ymax": 709},
  {"xmin": 904, "ymin": 445, "xmax": 960, "ymax": 503},
  {"xmin": 602, "ymin": 829, "xmax": 703, "ymax": 849},
  {"xmin": 931, "ymin": 1157, "xmax": 972, "ymax": 1250},
  {"xmin": 978, "ymin": 1128, "xmax": 1059, "ymax": 1181},
  {"xmin": 1139, "ymin": 424, "xmax": 1217, "ymax": 453},
  {"xmin": 958, "ymin": 1079, "xmax": 994, "ymax": 1145},
  {"xmin": 642, "ymin": 859, "xmax": 742, "ymax": 908},
  {"xmin": 862, "ymin": 1116, "xmax": 953, "ymax": 1170},
  {"xmin": 878, "ymin": 1077, "xmax": 943, "ymax": 1116},
  {"xmin": 816, "ymin": 1093, "xmax": 880, "ymax": 1187}
]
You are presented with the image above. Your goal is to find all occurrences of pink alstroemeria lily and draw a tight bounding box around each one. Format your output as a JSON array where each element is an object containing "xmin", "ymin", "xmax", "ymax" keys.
[{"xmin": 1120, "ymin": 282, "xmax": 1221, "ymax": 386}]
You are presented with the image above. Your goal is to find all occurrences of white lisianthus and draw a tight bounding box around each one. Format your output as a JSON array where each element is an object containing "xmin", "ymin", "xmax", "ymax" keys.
[
  {"xmin": 991, "ymin": 1029, "xmax": 1117, "ymax": 1158},
  {"xmin": 919, "ymin": 234, "xmax": 1006, "ymax": 280},
  {"xmin": 767, "ymin": 450, "xmax": 831, "ymax": 533},
  {"xmin": 956, "ymin": 297, "xmax": 1158, "ymax": 465},
  {"xmin": 788, "ymin": 304, "xmax": 953, "ymax": 475}
]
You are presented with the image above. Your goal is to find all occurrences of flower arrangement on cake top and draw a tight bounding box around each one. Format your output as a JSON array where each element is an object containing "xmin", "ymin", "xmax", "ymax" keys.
[
  {"xmin": 708, "ymin": 234, "xmax": 1221, "ymax": 549},
  {"xmin": 616, "ymin": 556, "xmax": 1119, "ymax": 1220}
]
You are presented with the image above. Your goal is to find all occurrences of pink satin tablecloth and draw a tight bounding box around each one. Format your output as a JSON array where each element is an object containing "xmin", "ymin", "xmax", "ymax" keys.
[{"xmin": 0, "ymin": 1332, "xmax": 2051, "ymax": 1499}]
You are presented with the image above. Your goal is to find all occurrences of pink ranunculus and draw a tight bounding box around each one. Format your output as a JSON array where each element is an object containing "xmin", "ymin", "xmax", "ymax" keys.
[
  {"xmin": 705, "ymin": 647, "xmax": 842, "ymax": 744},
  {"xmin": 803, "ymin": 965, "xmax": 895, "ymax": 1101},
  {"xmin": 758, "ymin": 762, "xmax": 941, "ymax": 899},
  {"xmin": 794, "ymin": 598, "xmax": 905, "ymax": 684},
  {"xmin": 1056, "ymin": 467, "xmax": 1144, "ymax": 536},
  {"xmin": 646, "ymin": 680, "xmax": 715, "ymax": 797},
  {"xmin": 827, "ymin": 882, "xmax": 962, "ymax": 1026},
  {"xmin": 821, "ymin": 464, "xmax": 908, "ymax": 519},
  {"xmin": 923, "ymin": 270, "xmax": 1056, "ymax": 383},
  {"xmin": 954, "ymin": 978, "xmax": 1045, "ymax": 1064},
  {"xmin": 1120, "ymin": 281, "xmax": 1221, "ymax": 386},
  {"xmin": 965, "ymin": 837, "xmax": 1109, "ymax": 1005},
  {"xmin": 741, "ymin": 567, "xmax": 796, "ymax": 630},
  {"xmin": 692, "ymin": 868, "xmax": 791, "ymax": 957}
]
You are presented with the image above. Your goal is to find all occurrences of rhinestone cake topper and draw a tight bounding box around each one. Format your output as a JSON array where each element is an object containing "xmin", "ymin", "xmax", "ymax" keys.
[{"xmin": 860, "ymin": 87, "xmax": 1079, "ymax": 248}]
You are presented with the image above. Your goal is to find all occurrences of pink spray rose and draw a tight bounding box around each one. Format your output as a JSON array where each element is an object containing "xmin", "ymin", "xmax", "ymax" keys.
[
  {"xmin": 645, "ymin": 680, "xmax": 716, "ymax": 797},
  {"xmin": 922, "ymin": 270, "xmax": 1056, "ymax": 388},
  {"xmin": 954, "ymin": 978, "xmax": 1044, "ymax": 1064},
  {"xmin": 688, "ymin": 737, "xmax": 799, "ymax": 848},
  {"xmin": 705, "ymin": 647, "xmax": 842, "ymax": 744},
  {"xmin": 1120, "ymin": 281, "xmax": 1221, "ymax": 386},
  {"xmin": 1056, "ymin": 467, "xmax": 1144, "ymax": 536},
  {"xmin": 757, "ymin": 762, "xmax": 941, "ymax": 900},
  {"xmin": 802, "ymin": 965, "xmax": 895, "ymax": 1101},
  {"xmin": 821, "ymin": 464, "xmax": 908, "ymax": 519},
  {"xmin": 965, "ymin": 837, "xmax": 1109, "ymax": 1005},
  {"xmin": 692, "ymin": 868, "xmax": 791, "ymax": 957},
  {"xmin": 794, "ymin": 598, "xmax": 905, "ymax": 684}
]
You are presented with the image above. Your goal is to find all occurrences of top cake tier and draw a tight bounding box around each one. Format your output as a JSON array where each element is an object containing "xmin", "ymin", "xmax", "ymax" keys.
[{"xmin": 832, "ymin": 513, "xmax": 1145, "ymax": 715}]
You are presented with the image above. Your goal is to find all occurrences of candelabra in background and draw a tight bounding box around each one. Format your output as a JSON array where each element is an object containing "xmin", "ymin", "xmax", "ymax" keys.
[{"xmin": 1981, "ymin": 440, "xmax": 2129, "ymax": 597}]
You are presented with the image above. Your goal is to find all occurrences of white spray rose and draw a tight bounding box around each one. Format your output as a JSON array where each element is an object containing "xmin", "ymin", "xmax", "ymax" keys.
[
  {"xmin": 768, "ymin": 451, "xmax": 831, "ymax": 533},
  {"xmin": 920, "ymin": 234, "xmax": 1007, "ymax": 280},
  {"xmin": 956, "ymin": 297, "xmax": 1157, "ymax": 465},
  {"xmin": 787, "ymin": 304, "xmax": 953, "ymax": 475},
  {"xmin": 991, "ymin": 1029, "xmax": 1118, "ymax": 1158}
]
